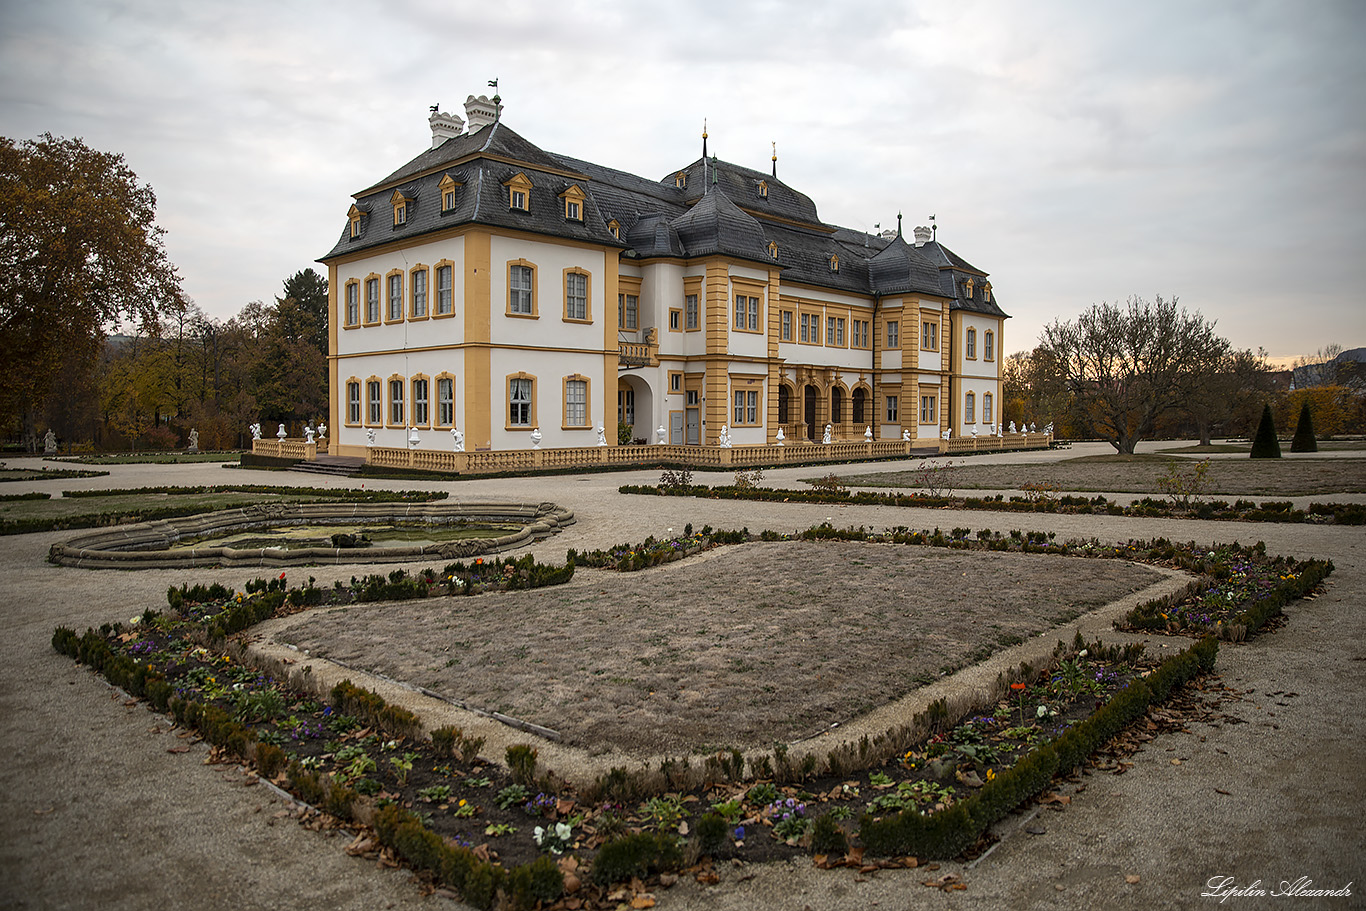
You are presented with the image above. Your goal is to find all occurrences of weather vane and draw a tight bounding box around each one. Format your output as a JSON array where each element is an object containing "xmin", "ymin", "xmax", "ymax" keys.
[
  {"xmin": 929, "ymin": 213, "xmax": 937, "ymax": 240},
  {"xmin": 488, "ymin": 78, "xmax": 500, "ymax": 104}
]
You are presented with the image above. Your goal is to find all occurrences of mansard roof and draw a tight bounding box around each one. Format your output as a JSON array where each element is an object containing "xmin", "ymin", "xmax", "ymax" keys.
[{"xmin": 322, "ymin": 118, "xmax": 1007, "ymax": 318}]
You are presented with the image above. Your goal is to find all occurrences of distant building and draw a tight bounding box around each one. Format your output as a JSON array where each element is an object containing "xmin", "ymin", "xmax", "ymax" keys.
[{"xmin": 320, "ymin": 94, "xmax": 1008, "ymax": 455}]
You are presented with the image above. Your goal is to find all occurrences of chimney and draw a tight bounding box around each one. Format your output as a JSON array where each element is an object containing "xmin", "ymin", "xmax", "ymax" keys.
[
  {"xmin": 464, "ymin": 94, "xmax": 503, "ymax": 133},
  {"xmin": 428, "ymin": 108, "xmax": 465, "ymax": 149},
  {"xmin": 912, "ymin": 225, "xmax": 932, "ymax": 247}
]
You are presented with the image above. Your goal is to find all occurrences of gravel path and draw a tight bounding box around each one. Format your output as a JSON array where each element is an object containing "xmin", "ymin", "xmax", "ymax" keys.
[{"xmin": 1, "ymin": 442, "xmax": 1361, "ymax": 910}]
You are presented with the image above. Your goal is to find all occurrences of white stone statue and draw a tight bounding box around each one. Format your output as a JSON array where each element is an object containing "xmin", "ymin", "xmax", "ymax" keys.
[
  {"xmin": 942, "ymin": 429, "xmax": 951, "ymax": 441},
  {"xmin": 530, "ymin": 427, "xmax": 542, "ymax": 449},
  {"xmin": 822, "ymin": 424, "xmax": 832, "ymax": 445},
  {"xmin": 902, "ymin": 429, "xmax": 911, "ymax": 441},
  {"xmin": 971, "ymin": 426, "xmax": 978, "ymax": 438},
  {"xmin": 997, "ymin": 423, "xmax": 1004, "ymax": 437},
  {"xmin": 43, "ymin": 429, "xmax": 57, "ymax": 454},
  {"xmin": 596, "ymin": 423, "xmax": 607, "ymax": 446},
  {"xmin": 250, "ymin": 422, "xmax": 262, "ymax": 441},
  {"xmin": 407, "ymin": 427, "xmax": 419, "ymax": 447},
  {"xmin": 276, "ymin": 423, "xmax": 287, "ymax": 441},
  {"xmin": 1009, "ymin": 421, "xmax": 1017, "ymax": 434},
  {"xmin": 318, "ymin": 422, "xmax": 327, "ymax": 439},
  {"xmin": 864, "ymin": 426, "xmax": 873, "ymax": 442},
  {"xmin": 1029, "ymin": 422, "xmax": 1037, "ymax": 433},
  {"xmin": 717, "ymin": 425, "xmax": 732, "ymax": 448},
  {"xmin": 656, "ymin": 425, "xmax": 667, "ymax": 445},
  {"xmin": 1044, "ymin": 422, "xmax": 1054, "ymax": 436},
  {"xmin": 303, "ymin": 425, "xmax": 315, "ymax": 444},
  {"xmin": 187, "ymin": 428, "xmax": 199, "ymax": 452},
  {"xmin": 775, "ymin": 427, "xmax": 785, "ymax": 446},
  {"xmin": 365, "ymin": 428, "xmax": 375, "ymax": 447},
  {"xmin": 451, "ymin": 427, "xmax": 465, "ymax": 452}
]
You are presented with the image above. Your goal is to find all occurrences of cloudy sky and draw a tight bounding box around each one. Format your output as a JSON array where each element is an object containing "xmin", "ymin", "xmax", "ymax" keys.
[{"xmin": 2, "ymin": 0, "xmax": 1362, "ymax": 361}]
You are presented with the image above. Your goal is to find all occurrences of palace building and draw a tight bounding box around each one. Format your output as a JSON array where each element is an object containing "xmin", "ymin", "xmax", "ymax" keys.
[{"xmin": 322, "ymin": 94, "xmax": 1008, "ymax": 456}]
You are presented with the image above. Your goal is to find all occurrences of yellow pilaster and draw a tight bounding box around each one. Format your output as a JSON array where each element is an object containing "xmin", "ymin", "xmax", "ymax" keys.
[{"xmin": 464, "ymin": 229, "xmax": 492, "ymax": 447}]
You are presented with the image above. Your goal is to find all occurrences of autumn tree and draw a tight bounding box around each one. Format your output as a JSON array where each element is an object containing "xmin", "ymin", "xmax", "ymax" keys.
[
  {"xmin": 1183, "ymin": 348, "xmax": 1272, "ymax": 446},
  {"xmin": 0, "ymin": 134, "xmax": 184, "ymax": 450},
  {"xmin": 1037, "ymin": 296, "xmax": 1230, "ymax": 454}
]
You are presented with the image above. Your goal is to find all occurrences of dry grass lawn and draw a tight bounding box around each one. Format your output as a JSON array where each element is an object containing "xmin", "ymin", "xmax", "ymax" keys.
[{"xmin": 280, "ymin": 540, "xmax": 1164, "ymax": 757}]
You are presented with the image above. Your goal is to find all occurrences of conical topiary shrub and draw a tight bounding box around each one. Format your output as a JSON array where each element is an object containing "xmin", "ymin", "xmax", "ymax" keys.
[
  {"xmin": 1250, "ymin": 403, "xmax": 1281, "ymax": 459},
  {"xmin": 1290, "ymin": 400, "xmax": 1318, "ymax": 452}
]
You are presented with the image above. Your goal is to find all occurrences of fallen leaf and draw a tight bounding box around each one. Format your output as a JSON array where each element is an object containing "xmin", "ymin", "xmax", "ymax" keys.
[
  {"xmin": 629, "ymin": 895, "xmax": 656, "ymax": 909},
  {"xmin": 695, "ymin": 871, "xmax": 720, "ymax": 885},
  {"xmin": 658, "ymin": 873, "xmax": 678, "ymax": 888},
  {"xmin": 1215, "ymin": 788, "xmax": 1231, "ymax": 795},
  {"xmin": 1125, "ymin": 874, "xmax": 1141, "ymax": 884}
]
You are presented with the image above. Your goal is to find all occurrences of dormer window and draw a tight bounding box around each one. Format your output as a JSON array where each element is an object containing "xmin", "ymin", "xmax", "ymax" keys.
[
  {"xmin": 438, "ymin": 174, "xmax": 461, "ymax": 214},
  {"xmin": 347, "ymin": 203, "xmax": 367, "ymax": 239},
  {"xmin": 504, "ymin": 172, "xmax": 533, "ymax": 211},
  {"xmin": 758, "ymin": 180, "xmax": 769, "ymax": 199},
  {"xmin": 560, "ymin": 184, "xmax": 586, "ymax": 222},
  {"xmin": 674, "ymin": 172, "xmax": 687, "ymax": 189},
  {"xmin": 983, "ymin": 282, "xmax": 991, "ymax": 303},
  {"xmin": 965, "ymin": 278, "xmax": 975, "ymax": 298},
  {"xmin": 607, "ymin": 219, "xmax": 621, "ymax": 240},
  {"xmin": 767, "ymin": 241, "xmax": 778, "ymax": 259},
  {"xmin": 829, "ymin": 253, "xmax": 839, "ymax": 273},
  {"xmin": 390, "ymin": 189, "xmax": 413, "ymax": 227}
]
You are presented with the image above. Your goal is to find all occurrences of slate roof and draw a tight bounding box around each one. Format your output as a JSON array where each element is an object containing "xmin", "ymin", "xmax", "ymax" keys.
[{"xmin": 321, "ymin": 119, "xmax": 1008, "ymax": 319}]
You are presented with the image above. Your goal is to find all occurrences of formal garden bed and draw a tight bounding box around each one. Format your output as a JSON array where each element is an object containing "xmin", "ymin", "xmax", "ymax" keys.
[
  {"xmin": 51, "ymin": 524, "xmax": 1332, "ymax": 909},
  {"xmin": 0, "ymin": 465, "xmax": 108, "ymax": 482}
]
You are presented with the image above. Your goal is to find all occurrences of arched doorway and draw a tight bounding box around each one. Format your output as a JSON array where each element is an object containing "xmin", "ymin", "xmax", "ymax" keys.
[
  {"xmin": 804, "ymin": 385, "xmax": 818, "ymax": 441},
  {"xmin": 777, "ymin": 385, "xmax": 790, "ymax": 425}
]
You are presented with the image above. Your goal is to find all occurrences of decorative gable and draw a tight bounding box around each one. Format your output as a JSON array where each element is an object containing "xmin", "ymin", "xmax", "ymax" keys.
[
  {"xmin": 503, "ymin": 172, "xmax": 534, "ymax": 211},
  {"xmin": 559, "ymin": 183, "xmax": 586, "ymax": 221},
  {"xmin": 438, "ymin": 174, "xmax": 462, "ymax": 213}
]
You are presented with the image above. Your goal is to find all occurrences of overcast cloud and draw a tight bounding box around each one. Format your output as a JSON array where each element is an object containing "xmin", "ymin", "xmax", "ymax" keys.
[{"xmin": 2, "ymin": 0, "xmax": 1362, "ymax": 360}]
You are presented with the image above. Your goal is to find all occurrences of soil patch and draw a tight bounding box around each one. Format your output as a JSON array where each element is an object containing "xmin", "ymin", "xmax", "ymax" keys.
[
  {"xmin": 840, "ymin": 455, "xmax": 1366, "ymax": 496},
  {"xmin": 278, "ymin": 540, "xmax": 1164, "ymax": 757}
]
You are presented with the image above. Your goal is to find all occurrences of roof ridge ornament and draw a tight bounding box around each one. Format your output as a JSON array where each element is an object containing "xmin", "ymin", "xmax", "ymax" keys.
[
  {"xmin": 702, "ymin": 118, "xmax": 708, "ymax": 159},
  {"xmin": 771, "ymin": 141, "xmax": 777, "ymax": 178}
]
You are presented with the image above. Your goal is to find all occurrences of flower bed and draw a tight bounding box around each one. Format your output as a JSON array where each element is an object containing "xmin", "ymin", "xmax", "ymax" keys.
[{"xmin": 50, "ymin": 527, "xmax": 1330, "ymax": 908}]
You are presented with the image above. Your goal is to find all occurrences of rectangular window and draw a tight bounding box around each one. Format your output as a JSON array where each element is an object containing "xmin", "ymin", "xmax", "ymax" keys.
[
  {"xmin": 618, "ymin": 388, "xmax": 635, "ymax": 425},
  {"xmin": 510, "ymin": 265, "xmax": 534, "ymax": 314},
  {"xmin": 826, "ymin": 317, "xmax": 845, "ymax": 346},
  {"xmin": 684, "ymin": 294, "xmax": 699, "ymax": 330},
  {"xmin": 345, "ymin": 283, "xmax": 358, "ymax": 326},
  {"xmin": 618, "ymin": 294, "xmax": 638, "ymax": 330},
  {"xmin": 965, "ymin": 392, "xmax": 975, "ymax": 423},
  {"xmin": 734, "ymin": 295, "xmax": 759, "ymax": 331},
  {"xmin": 780, "ymin": 310, "xmax": 792, "ymax": 341},
  {"xmin": 509, "ymin": 378, "xmax": 533, "ymax": 426},
  {"xmin": 800, "ymin": 313, "xmax": 815, "ymax": 344},
  {"xmin": 734, "ymin": 295, "xmax": 745, "ymax": 330},
  {"xmin": 887, "ymin": 320, "xmax": 899, "ymax": 348},
  {"xmin": 437, "ymin": 377, "xmax": 454, "ymax": 426},
  {"xmin": 748, "ymin": 297, "xmax": 759, "ymax": 331},
  {"xmin": 966, "ymin": 328, "xmax": 977, "ymax": 359},
  {"xmin": 436, "ymin": 265, "xmax": 453, "ymax": 315},
  {"xmin": 389, "ymin": 379, "xmax": 404, "ymax": 425},
  {"xmin": 566, "ymin": 200, "xmax": 581, "ymax": 220},
  {"xmin": 922, "ymin": 319, "xmax": 938, "ymax": 350},
  {"xmin": 983, "ymin": 392, "xmax": 993, "ymax": 423},
  {"xmin": 669, "ymin": 371, "xmax": 682, "ymax": 392},
  {"xmin": 984, "ymin": 331, "xmax": 994, "ymax": 361},
  {"xmin": 388, "ymin": 274, "xmax": 403, "ymax": 321},
  {"xmin": 669, "ymin": 309, "xmax": 680, "ymax": 330},
  {"xmin": 411, "ymin": 269, "xmax": 427, "ymax": 318},
  {"xmin": 443, "ymin": 189, "xmax": 455, "ymax": 211},
  {"xmin": 366, "ymin": 278, "xmax": 379, "ymax": 323},
  {"xmin": 367, "ymin": 381, "xmax": 381, "ymax": 425},
  {"xmin": 920, "ymin": 394, "xmax": 937, "ymax": 424},
  {"xmin": 394, "ymin": 203, "xmax": 406, "ymax": 226},
  {"xmin": 886, "ymin": 395, "xmax": 898, "ymax": 423},
  {"xmin": 413, "ymin": 378, "xmax": 429, "ymax": 425},
  {"xmin": 852, "ymin": 319, "xmax": 869, "ymax": 348},
  {"xmin": 565, "ymin": 272, "xmax": 587, "ymax": 320},
  {"xmin": 510, "ymin": 189, "xmax": 527, "ymax": 210},
  {"xmin": 565, "ymin": 379, "xmax": 587, "ymax": 426},
  {"xmin": 733, "ymin": 390, "xmax": 758, "ymax": 425},
  {"xmin": 347, "ymin": 381, "xmax": 360, "ymax": 423}
]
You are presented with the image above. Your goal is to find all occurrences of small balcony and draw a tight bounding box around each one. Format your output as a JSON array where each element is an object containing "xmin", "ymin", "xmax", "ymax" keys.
[{"xmin": 618, "ymin": 327, "xmax": 658, "ymax": 368}]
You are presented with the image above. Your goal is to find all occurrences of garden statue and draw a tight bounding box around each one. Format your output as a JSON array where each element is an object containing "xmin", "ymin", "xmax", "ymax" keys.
[
  {"xmin": 276, "ymin": 423, "xmax": 287, "ymax": 441},
  {"xmin": 530, "ymin": 427, "xmax": 542, "ymax": 449},
  {"xmin": 187, "ymin": 428, "xmax": 199, "ymax": 452},
  {"xmin": 250, "ymin": 422, "xmax": 262, "ymax": 441},
  {"xmin": 451, "ymin": 427, "xmax": 465, "ymax": 452},
  {"xmin": 997, "ymin": 423, "xmax": 1004, "ymax": 437},
  {"xmin": 902, "ymin": 429, "xmax": 911, "ymax": 441},
  {"xmin": 408, "ymin": 427, "xmax": 419, "ymax": 447},
  {"xmin": 987, "ymin": 422, "xmax": 995, "ymax": 435},
  {"xmin": 656, "ymin": 425, "xmax": 667, "ymax": 444},
  {"xmin": 942, "ymin": 429, "xmax": 950, "ymax": 440},
  {"xmin": 596, "ymin": 423, "xmax": 607, "ymax": 446},
  {"xmin": 304, "ymin": 425, "xmax": 315, "ymax": 444},
  {"xmin": 1009, "ymin": 421, "xmax": 1017, "ymax": 434},
  {"xmin": 318, "ymin": 422, "xmax": 327, "ymax": 439},
  {"xmin": 865, "ymin": 426, "xmax": 873, "ymax": 442},
  {"xmin": 971, "ymin": 426, "xmax": 978, "ymax": 438},
  {"xmin": 775, "ymin": 427, "xmax": 785, "ymax": 446},
  {"xmin": 44, "ymin": 429, "xmax": 57, "ymax": 453},
  {"xmin": 365, "ymin": 428, "xmax": 375, "ymax": 447},
  {"xmin": 822, "ymin": 424, "xmax": 832, "ymax": 445},
  {"xmin": 717, "ymin": 425, "xmax": 731, "ymax": 448},
  {"xmin": 1045, "ymin": 422, "xmax": 1054, "ymax": 435},
  {"xmin": 1029, "ymin": 422, "xmax": 1037, "ymax": 433}
]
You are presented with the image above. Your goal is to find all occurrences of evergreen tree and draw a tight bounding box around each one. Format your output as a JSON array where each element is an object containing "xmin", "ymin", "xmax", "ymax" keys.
[
  {"xmin": 1290, "ymin": 400, "xmax": 1318, "ymax": 452},
  {"xmin": 1249, "ymin": 403, "xmax": 1281, "ymax": 459}
]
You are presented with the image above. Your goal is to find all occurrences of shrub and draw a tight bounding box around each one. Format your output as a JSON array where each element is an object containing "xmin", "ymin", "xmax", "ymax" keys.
[
  {"xmin": 506, "ymin": 744, "xmax": 538, "ymax": 786},
  {"xmin": 590, "ymin": 832, "xmax": 683, "ymax": 886},
  {"xmin": 697, "ymin": 811, "xmax": 729, "ymax": 856},
  {"xmin": 1250, "ymin": 404, "xmax": 1281, "ymax": 459},
  {"xmin": 1290, "ymin": 400, "xmax": 1318, "ymax": 452},
  {"xmin": 810, "ymin": 813, "xmax": 848, "ymax": 855}
]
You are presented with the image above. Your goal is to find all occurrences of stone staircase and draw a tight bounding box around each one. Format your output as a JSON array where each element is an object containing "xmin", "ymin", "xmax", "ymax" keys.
[{"xmin": 286, "ymin": 455, "xmax": 366, "ymax": 478}]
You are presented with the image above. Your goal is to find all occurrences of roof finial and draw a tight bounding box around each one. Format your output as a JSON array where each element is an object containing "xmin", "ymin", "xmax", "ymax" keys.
[
  {"xmin": 896, "ymin": 211, "xmax": 902, "ymax": 237},
  {"xmin": 929, "ymin": 213, "xmax": 936, "ymax": 240},
  {"xmin": 771, "ymin": 140, "xmax": 777, "ymax": 178},
  {"xmin": 702, "ymin": 118, "xmax": 708, "ymax": 159},
  {"xmin": 488, "ymin": 78, "xmax": 501, "ymax": 121},
  {"xmin": 712, "ymin": 153, "xmax": 718, "ymax": 186}
]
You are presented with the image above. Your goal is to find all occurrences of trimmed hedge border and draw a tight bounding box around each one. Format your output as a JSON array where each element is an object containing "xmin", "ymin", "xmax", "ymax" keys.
[{"xmin": 858, "ymin": 637, "xmax": 1219, "ymax": 859}]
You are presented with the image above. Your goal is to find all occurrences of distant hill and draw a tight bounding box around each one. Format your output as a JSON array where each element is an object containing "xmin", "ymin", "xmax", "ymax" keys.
[{"xmin": 1292, "ymin": 347, "xmax": 1366, "ymax": 390}]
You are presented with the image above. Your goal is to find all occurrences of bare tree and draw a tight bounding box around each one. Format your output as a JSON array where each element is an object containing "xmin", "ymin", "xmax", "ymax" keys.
[
  {"xmin": 1185, "ymin": 348, "xmax": 1272, "ymax": 446},
  {"xmin": 1038, "ymin": 296, "xmax": 1230, "ymax": 454}
]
